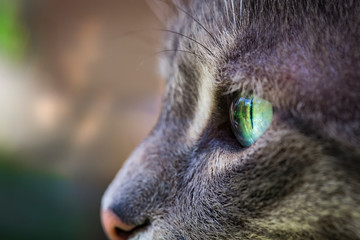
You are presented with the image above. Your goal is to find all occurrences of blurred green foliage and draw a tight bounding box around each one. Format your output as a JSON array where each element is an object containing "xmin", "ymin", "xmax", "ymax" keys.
[{"xmin": 0, "ymin": 0, "xmax": 28, "ymax": 60}]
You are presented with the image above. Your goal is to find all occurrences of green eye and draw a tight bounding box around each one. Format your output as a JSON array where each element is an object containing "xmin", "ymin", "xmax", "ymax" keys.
[{"xmin": 229, "ymin": 95, "xmax": 273, "ymax": 147}]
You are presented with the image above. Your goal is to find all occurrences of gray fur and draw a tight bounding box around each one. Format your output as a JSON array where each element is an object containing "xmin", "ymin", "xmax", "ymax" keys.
[{"xmin": 102, "ymin": 0, "xmax": 360, "ymax": 239}]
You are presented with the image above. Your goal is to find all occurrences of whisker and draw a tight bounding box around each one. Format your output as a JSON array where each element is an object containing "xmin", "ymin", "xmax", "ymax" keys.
[
  {"xmin": 231, "ymin": 0, "xmax": 236, "ymax": 28},
  {"xmin": 224, "ymin": 0, "xmax": 230, "ymax": 23},
  {"xmin": 158, "ymin": 29, "xmax": 216, "ymax": 57},
  {"xmin": 103, "ymin": 29, "xmax": 160, "ymax": 49},
  {"xmin": 240, "ymin": 0, "xmax": 243, "ymax": 22},
  {"xmin": 137, "ymin": 49, "xmax": 202, "ymax": 71},
  {"xmin": 155, "ymin": 49, "xmax": 201, "ymax": 57},
  {"xmin": 157, "ymin": 0, "xmax": 221, "ymax": 48},
  {"xmin": 105, "ymin": 28, "xmax": 215, "ymax": 57}
]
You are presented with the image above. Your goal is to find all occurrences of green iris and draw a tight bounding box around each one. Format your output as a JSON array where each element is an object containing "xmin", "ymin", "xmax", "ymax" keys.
[{"xmin": 229, "ymin": 95, "xmax": 273, "ymax": 147}]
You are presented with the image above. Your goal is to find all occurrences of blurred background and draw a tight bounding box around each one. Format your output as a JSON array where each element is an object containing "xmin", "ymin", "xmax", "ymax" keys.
[{"xmin": 0, "ymin": 0, "xmax": 163, "ymax": 239}]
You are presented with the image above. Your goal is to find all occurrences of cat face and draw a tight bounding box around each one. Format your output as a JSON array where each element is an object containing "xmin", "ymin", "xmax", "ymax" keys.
[{"xmin": 101, "ymin": 1, "xmax": 360, "ymax": 239}]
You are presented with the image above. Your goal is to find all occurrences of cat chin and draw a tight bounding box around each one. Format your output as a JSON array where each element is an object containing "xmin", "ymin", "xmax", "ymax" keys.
[{"xmin": 128, "ymin": 227, "xmax": 154, "ymax": 240}]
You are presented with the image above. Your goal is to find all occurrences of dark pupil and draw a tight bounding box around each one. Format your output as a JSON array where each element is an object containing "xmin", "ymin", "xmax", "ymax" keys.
[{"xmin": 250, "ymin": 97, "xmax": 254, "ymax": 129}]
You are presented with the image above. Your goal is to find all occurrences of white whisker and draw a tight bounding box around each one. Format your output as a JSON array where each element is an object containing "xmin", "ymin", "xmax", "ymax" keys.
[
  {"xmin": 239, "ymin": 0, "xmax": 243, "ymax": 24},
  {"xmin": 231, "ymin": 0, "xmax": 236, "ymax": 28},
  {"xmin": 224, "ymin": 0, "xmax": 230, "ymax": 23}
]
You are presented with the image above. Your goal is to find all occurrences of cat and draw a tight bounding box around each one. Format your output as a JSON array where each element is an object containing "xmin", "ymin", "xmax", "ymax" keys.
[{"xmin": 101, "ymin": 0, "xmax": 360, "ymax": 239}]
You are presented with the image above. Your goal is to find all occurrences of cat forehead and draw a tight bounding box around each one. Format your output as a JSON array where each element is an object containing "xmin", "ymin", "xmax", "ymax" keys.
[
  {"xmin": 161, "ymin": 0, "xmax": 360, "ymax": 145},
  {"xmin": 164, "ymin": 0, "xmax": 359, "ymax": 99}
]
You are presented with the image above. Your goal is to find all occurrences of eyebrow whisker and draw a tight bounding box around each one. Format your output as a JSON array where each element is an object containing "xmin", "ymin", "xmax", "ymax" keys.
[
  {"xmin": 158, "ymin": 29, "xmax": 216, "ymax": 57},
  {"xmin": 224, "ymin": 0, "xmax": 230, "ymax": 23},
  {"xmin": 137, "ymin": 49, "xmax": 202, "ymax": 71},
  {"xmin": 157, "ymin": 0, "xmax": 222, "ymax": 49},
  {"xmin": 154, "ymin": 49, "xmax": 202, "ymax": 58},
  {"xmin": 231, "ymin": 0, "xmax": 236, "ymax": 28}
]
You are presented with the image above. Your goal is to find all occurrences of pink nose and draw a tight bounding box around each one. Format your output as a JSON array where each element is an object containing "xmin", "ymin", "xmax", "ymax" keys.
[{"xmin": 101, "ymin": 209, "xmax": 137, "ymax": 240}]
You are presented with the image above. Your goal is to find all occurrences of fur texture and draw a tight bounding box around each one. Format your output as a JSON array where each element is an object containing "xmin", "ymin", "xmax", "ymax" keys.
[{"xmin": 102, "ymin": 0, "xmax": 360, "ymax": 239}]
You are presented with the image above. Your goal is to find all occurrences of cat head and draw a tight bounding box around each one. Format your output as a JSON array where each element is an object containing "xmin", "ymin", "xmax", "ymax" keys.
[{"xmin": 101, "ymin": 1, "xmax": 360, "ymax": 239}]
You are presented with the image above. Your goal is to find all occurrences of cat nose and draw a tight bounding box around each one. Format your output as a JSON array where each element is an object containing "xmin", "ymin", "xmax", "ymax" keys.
[{"xmin": 101, "ymin": 209, "xmax": 137, "ymax": 240}]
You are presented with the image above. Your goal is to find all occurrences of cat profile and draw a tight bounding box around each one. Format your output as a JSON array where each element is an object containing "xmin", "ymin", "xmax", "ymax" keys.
[{"xmin": 101, "ymin": 1, "xmax": 360, "ymax": 239}]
